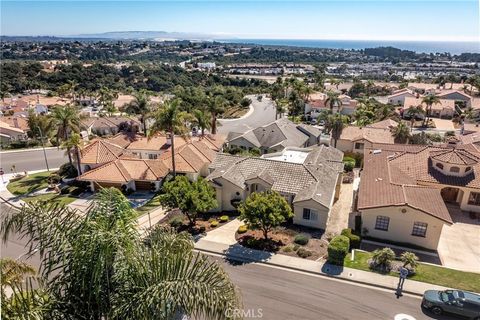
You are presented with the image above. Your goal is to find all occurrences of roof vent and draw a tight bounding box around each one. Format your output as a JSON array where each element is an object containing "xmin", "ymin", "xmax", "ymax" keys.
[{"xmin": 372, "ymin": 149, "xmax": 382, "ymax": 154}]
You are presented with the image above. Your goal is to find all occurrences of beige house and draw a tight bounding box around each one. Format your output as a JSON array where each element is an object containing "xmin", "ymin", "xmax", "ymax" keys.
[
  {"xmin": 357, "ymin": 143, "xmax": 480, "ymax": 250},
  {"xmin": 305, "ymin": 93, "xmax": 358, "ymax": 118},
  {"xmin": 387, "ymin": 89, "xmax": 417, "ymax": 106},
  {"xmin": 78, "ymin": 138, "xmax": 221, "ymax": 192},
  {"xmin": 334, "ymin": 121, "xmax": 396, "ymax": 154},
  {"xmin": 225, "ymin": 118, "xmax": 321, "ymax": 154},
  {"xmin": 403, "ymin": 96, "xmax": 456, "ymax": 119},
  {"xmin": 207, "ymin": 146, "xmax": 344, "ymax": 229},
  {"xmin": 0, "ymin": 121, "xmax": 28, "ymax": 144}
]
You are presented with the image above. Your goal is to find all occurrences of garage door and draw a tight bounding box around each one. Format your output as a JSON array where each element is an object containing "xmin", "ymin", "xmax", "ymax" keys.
[{"xmin": 135, "ymin": 180, "xmax": 153, "ymax": 190}]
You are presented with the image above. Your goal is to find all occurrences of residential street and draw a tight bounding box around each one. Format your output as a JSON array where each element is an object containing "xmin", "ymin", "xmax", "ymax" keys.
[
  {"xmin": 0, "ymin": 148, "xmax": 67, "ymax": 172},
  {"xmin": 214, "ymin": 256, "xmax": 456, "ymax": 320},
  {"xmin": 218, "ymin": 95, "xmax": 277, "ymax": 134},
  {"xmin": 0, "ymin": 202, "xmax": 455, "ymax": 320}
]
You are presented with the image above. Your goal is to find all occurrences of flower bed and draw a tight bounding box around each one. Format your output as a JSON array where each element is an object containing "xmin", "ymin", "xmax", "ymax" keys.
[{"xmin": 235, "ymin": 227, "xmax": 328, "ymax": 261}]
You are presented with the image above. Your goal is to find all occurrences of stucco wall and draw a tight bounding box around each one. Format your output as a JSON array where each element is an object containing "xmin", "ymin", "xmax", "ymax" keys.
[
  {"xmin": 459, "ymin": 189, "xmax": 480, "ymax": 213},
  {"xmin": 228, "ymin": 137, "xmax": 257, "ymax": 151},
  {"xmin": 293, "ymin": 199, "xmax": 329, "ymax": 229},
  {"xmin": 213, "ymin": 178, "xmax": 245, "ymax": 212},
  {"xmin": 360, "ymin": 206, "xmax": 447, "ymax": 250}
]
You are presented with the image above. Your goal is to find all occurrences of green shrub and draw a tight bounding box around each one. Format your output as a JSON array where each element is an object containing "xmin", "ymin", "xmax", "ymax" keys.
[
  {"xmin": 219, "ymin": 215, "xmax": 229, "ymax": 223},
  {"xmin": 341, "ymin": 228, "xmax": 361, "ymax": 249},
  {"xmin": 58, "ymin": 163, "xmax": 78, "ymax": 178},
  {"xmin": 343, "ymin": 161, "xmax": 355, "ymax": 172},
  {"xmin": 343, "ymin": 152, "xmax": 363, "ymax": 168},
  {"xmin": 297, "ymin": 248, "xmax": 312, "ymax": 258},
  {"xmin": 60, "ymin": 186, "xmax": 71, "ymax": 195},
  {"xmin": 371, "ymin": 247, "xmax": 396, "ymax": 272},
  {"xmin": 327, "ymin": 235, "xmax": 350, "ymax": 266},
  {"xmin": 48, "ymin": 173, "xmax": 61, "ymax": 184},
  {"xmin": 294, "ymin": 233, "xmax": 311, "ymax": 245},
  {"xmin": 282, "ymin": 245, "xmax": 293, "ymax": 253},
  {"xmin": 237, "ymin": 225, "xmax": 248, "ymax": 234},
  {"xmin": 169, "ymin": 216, "xmax": 184, "ymax": 229},
  {"xmin": 210, "ymin": 220, "xmax": 219, "ymax": 228},
  {"xmin": 69, "ymin": 187, "xmax": 84, "ymax": 197},
  {"xmin": 293, "ymin": 244, "xmax": 300, "ymax": 251}
]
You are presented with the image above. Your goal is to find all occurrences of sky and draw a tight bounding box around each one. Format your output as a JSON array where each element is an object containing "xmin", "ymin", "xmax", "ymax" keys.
[{"xmin": 1, "ymin": 1, "xmax": 479, "ymax": 42}]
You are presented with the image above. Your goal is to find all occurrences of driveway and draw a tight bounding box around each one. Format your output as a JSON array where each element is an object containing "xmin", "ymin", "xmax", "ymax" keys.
[
  {"xmin": 217, "ymin": 94, "xmax": 276, "ymax": 134},
  {"xmin": 437, "ymin": 206, "xmax": 480, "ymax": 273},
  {"xmin": 201, "ymin": 218, "xmax": 243, "ymax": 245},
  {"xmin": 431, "ymin": 119, "xmax": 455, "ymax": 131}
]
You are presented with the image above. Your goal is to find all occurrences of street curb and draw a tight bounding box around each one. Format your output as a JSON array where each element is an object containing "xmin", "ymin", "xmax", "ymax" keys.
[
  {"xmin": 0, "ymin": 147, "xmax": 59, "ymax": 154},
  {"xmin": 194, "ymin": 246, "xmax": 424, "ymax": 298}
]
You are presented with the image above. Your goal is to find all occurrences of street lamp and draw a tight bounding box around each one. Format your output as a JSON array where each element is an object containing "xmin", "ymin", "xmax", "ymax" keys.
[{"xmin": 37, "ymin": 126, "xmax": 50, "ymax": 172}]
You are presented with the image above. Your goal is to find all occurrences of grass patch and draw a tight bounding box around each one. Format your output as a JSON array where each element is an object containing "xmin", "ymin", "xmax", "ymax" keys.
[
  {"xmin": 135, "ymin": 193, "xmax": 162, "ymax": 214},
  {"xmin": 7, "ymin": 171, "xmax": 53, "ymax": 195},
  {"xmin": 345, "ymin": 251, "xmax": 480, "ymax": 293},
  {"xmin": 23, "ymin": 193, "xmax": 77, "ymax": 206}
]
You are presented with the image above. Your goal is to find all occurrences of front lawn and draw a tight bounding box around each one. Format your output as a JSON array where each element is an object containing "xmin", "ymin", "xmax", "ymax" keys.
[
  {"xmin": 7, "ymin": 172, "xmax": 52, "ymax": 195},
  {"xmin": 345, "ymin": 251, "xmax": 480, "ymax": 293},
  {"xmin": 22, "ymin": 193, "xmax": 77, "ymax": 206}
]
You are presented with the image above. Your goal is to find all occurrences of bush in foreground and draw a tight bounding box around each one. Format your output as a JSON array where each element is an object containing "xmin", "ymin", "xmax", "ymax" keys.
[
  {"xmin": 341, "ymin": 228, "xmax": 361, "ymax": 249},
  {"xmin": 294, "ymin": 233, "xmax": 310, "ymax": 245},
  {"xmin": 219, "ymin": 215, "xmax": 229, "ymax": 223},
  {"xmin": 327, "ymin": 235, "xmax": 350, "ymax": 266},
  {"xmin": 297, "ymin": 248, "xmax": 312, "ymax": 258},
  {"xmin": 370, "ymin": 247, "xmax": 395, "ymax": 273},
  {"xmin": 237, "ymin": 225, "xmax": 248, "ymax": 234}
]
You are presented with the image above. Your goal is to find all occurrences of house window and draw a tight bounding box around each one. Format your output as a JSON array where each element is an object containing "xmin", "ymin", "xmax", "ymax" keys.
[
  {"xmin": 450, "ymin": 166, "xmax": 460, "ymax": 173},
  {"xmin": 375, "ymin": 216, "xmax": 390, "ymax": 231},
  {"xmin": 148, "ymin": 154, "xmax": 158, "ymax": 160},
  {"xmin": 354, "ymin": 142, "xmax": 365, "ymax": 150},
  {"xmin": 302, "ymin": 208, "xmax": 317, "ymax": 220},
  {"xmin": 468, "ymin": 192, "xmax": 480, "ymax": 206},
  {"xmin": 435, "ymin": 162, "xmax": 444, "ymax": 170},
  {"xmin": 412, "ymin": 222, "xmax": 428, "ymax": 237},
  {"xmin": 465, "ymin": 166, "xmax": 472, "ymax": 173}
]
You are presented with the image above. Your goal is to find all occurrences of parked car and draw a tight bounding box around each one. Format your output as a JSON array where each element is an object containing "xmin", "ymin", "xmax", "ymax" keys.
[{"xmin": 422, "ymin": 290, "xmax": 480, "ymax": 319}]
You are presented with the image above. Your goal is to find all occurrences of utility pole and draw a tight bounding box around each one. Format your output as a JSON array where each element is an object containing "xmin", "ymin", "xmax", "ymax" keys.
[{"xmin": 37, "ymin": 126, "xmax": 50, "ymax": 171}]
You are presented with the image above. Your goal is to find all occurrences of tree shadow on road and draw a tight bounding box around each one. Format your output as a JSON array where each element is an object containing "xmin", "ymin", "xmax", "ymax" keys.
[{"xmin": 223, "ymin": 243, "xmax": 273, "ymax": 266}]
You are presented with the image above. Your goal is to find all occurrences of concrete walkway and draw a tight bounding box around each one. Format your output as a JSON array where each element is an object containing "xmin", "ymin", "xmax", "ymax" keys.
[
  {"xmin": 137, "ymin": 207, "xmax": 167, "ymax": 235},
  {"xmin": 201, "ymin": 218, "xmax": 243, "ymax": 245},
  {"xmin": 323, "ymin": 173, "xmax": 358, "ymax": 239},
  {"xmin": 194, "ymin": 239, "xmax": 450, "ymax": 296}
]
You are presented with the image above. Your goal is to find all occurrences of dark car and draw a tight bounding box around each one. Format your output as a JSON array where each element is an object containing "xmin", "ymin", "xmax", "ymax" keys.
[{"xmin": 422, "ymin": 290, "xmax": 480, "ymax": 319}]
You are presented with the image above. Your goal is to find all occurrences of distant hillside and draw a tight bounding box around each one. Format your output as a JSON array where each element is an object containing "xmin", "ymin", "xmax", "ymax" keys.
[{"xmin": 73, "ymin": 31, "xmax": 221, "ymax": 40}]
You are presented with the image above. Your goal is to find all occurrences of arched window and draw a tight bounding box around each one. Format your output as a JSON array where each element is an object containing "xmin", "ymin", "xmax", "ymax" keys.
[
  {"xmin": 435, "ymin": 162, "xmax": 444, "ymax": 170},
  {"xmin": 450, "ymin": 166, "xmax": 460, "ymax": 173},
  {"xmin": 465, "ymin": 166, "xmax": 472, "ymax": 173}
]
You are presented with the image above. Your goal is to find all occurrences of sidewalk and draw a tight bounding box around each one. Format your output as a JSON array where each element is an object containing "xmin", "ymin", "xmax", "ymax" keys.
[
  {"xmin": 194, "ymin": 238, "xmax": 449, "ymax": 296},
  {"xmin": 138, "ymin": 207, "xmax": 167, "ymax": 235}
]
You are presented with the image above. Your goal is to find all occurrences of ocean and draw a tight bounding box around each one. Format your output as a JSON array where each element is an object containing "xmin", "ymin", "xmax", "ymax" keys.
[{"xmin": 220, "ymin": 39, "xmax": 480, "ymax": 55}]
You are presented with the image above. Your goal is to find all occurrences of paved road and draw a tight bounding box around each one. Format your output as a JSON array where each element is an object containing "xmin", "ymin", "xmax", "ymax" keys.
[
  {"xmin": 213, "ymin": 256, "xmax": 456, "ymax": 320},
  {"xmin": 218, "ymin": 94, "xmax": 277, "ymax": 134},
  {"xmin": 0, "ymin": 201, "xmax": 454, "ymax": 320},
  {"xmin": 0, "ymin": 148, "xmax": 67, "ymax": 172}
]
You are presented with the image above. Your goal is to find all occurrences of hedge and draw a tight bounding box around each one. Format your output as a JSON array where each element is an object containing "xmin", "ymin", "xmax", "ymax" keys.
[
  {"xmin": 327, "ymin": 235, "xmax": 350, "ymax": 266},
  {"xmin": 341, "ymin": 228, "xmax": 361, "ymax": 249},
  {"xmin": 294, "ymin": 233, "xmax": 310, "ymax": 245}
]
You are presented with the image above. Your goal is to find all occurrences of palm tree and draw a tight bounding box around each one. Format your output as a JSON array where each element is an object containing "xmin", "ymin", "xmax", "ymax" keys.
[
  {"xmin": 1, "ymin": 258, "xmax": 36, "ymax": 296},
  {"xmin": 421, "ymin": 94, "xmax": 441, "ymax": 127},
  {"xmin": 275, "ymin": 99, "xmax": 288, "ymax": 119},
  {"xmin": 371, "ymin": 248, "xmax": 395, "ymax": 272},
  {"xmin": 191, "ymin": 109, "xmax": 211, "ymax": 136},
  {"xmin": 208, "ymin": 95, "xmax": 227, "ymax": 134},
  {"xmin": 98, "ymin": 87, "xmax": 119, "ymax": 109},
  {"xmin": 0, "ymin": 188, "xmax": 241, "ymax": 319},
  {"xmin": 323, "ymin": 113, "xmax": 349, "ymax": 148},
  {"xmin": 405, "ymin": 106, "xmax": 425, "ymax": 131},
  {"xmin": 325, "ymin": 90, "xmax": 342, "ymax": 113},
  {"xmin": 125, "ymin": 90, "xmax": 152, "ymax": 134},
  {"xmin": 149, "ymin": 99, "xmax": 191, "ymax": 177},
  {"xmin": 52, "ymin": 105, "xmax": 81, "ymax": 165},
  {"xmin": 61, "ymin": 133, "xmax": 84, "ymax": 176},
  {"xmin": 391, "ymin": 121, "xmax": 411, "ymax": 144},
  {"xmin": 400, "ymin": 251, "xmax": 419, "ymax": 270}
]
